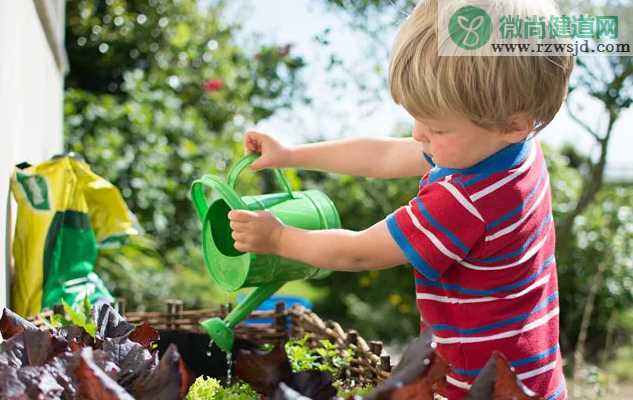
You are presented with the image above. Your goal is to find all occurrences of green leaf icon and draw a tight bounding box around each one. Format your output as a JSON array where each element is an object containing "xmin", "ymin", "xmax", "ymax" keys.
[{"xmin": 449, "ymin": 6, "xmax": 492, "ymax": 50}]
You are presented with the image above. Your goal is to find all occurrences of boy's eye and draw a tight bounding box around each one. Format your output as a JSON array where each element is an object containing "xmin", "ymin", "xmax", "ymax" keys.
[{"xmin": 430, "ymin": 128, "xmax": 447, "ymax": 134}]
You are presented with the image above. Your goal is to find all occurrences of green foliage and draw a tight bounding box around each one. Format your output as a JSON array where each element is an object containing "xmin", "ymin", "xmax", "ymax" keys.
[
  {"xmin": 186, "ymin": 377, "xmax": 258, "ymax": 400},
  {"xmin": 336, "ymin": 383, "xmax": 376, "ymax": 398},
  {"xmin": 42, "ymin": 298, "xmax": 97, "ymax": 337},
  {"xmin": 285, "ymin": 335, "xmax": 353, "ymax": 376},
  {"xmin": 544, "ymin": 144, "xmax": 633, "ymax": 357},
  {"xmin": 64, "ymin": 0, "xmax": 307, "ymax": 311},
  {"xmin": 186, "ymin": 376, "xmax": 221, "ymax": 400},
  {"xmin": 606, "ymin": 345, "xmax": 633, "ymax": 382}
]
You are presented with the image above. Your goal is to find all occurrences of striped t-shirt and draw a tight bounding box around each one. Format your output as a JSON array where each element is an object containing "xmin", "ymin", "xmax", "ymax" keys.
[{"xmin": 387, "ymin": 138, "xmax": 566, "ymax": 400}]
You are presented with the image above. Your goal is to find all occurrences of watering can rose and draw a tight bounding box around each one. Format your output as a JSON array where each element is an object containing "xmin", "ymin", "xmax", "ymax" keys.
[{"xmin": 228, "ymin": 210, "xmax": 284, "ymax": 254}]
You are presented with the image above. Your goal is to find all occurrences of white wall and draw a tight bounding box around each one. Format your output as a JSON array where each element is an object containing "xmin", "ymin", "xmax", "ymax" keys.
[{"xmin": 0, "ymin": 1, "xmax": 66, "ymax": 310}]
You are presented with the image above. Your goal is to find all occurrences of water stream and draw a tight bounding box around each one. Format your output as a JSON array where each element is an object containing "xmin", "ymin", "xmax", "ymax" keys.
[
  {"xmin": 206, "ymin": 340, "xmax": 214, "ymax": 357},
  {"xmin": 226, "ymin": 352, "xmax": 233, "ymax": 386}
]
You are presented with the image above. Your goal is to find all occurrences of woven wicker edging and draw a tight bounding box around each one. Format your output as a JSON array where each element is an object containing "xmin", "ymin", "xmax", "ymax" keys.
[{"xmin": 34, "ymin": 299, "xmax": 392, "ymax": 386}]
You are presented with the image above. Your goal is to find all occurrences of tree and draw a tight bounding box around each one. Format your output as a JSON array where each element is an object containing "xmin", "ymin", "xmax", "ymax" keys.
[{"xmin": 64, "ymin": 0, "xmax": 307, "ymax": 310}]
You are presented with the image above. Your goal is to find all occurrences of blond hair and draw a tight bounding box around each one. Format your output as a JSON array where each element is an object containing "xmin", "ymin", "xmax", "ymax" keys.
[{"xmin": 389, "ymin": 0, "xmax": 574, "ymax": 132}]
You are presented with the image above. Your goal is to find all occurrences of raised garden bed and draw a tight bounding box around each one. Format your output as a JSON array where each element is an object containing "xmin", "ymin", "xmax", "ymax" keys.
[
  {"xmin": 4, "ymin": 300, "xmax": 545, "ymax": 399},
  {"xmin": 96, "ymin": 299, "xmax": 391, "ymax": 386}
]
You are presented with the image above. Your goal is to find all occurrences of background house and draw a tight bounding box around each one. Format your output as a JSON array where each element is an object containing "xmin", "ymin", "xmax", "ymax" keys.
[{"xmin": 0, "ymin": 0, "xmax": 67, "ymax": 310}]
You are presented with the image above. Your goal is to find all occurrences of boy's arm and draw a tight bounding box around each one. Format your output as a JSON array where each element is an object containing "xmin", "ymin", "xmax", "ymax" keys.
[
  {"xmin": 288, "ymin": 137, "xmax": 430, "ymax": 178},
  {"xmin": 278, "ymin": 220, "xmax": 408, "ymax": 271},
  {"xmin": 228, "ymin": 210, "xmax": 408, "ymax": 271}
]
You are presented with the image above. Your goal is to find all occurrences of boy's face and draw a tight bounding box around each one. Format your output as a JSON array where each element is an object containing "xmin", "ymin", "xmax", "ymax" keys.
[{"xmin": 413, "ymin": 113, "xmax": 521, "ymax": 169}]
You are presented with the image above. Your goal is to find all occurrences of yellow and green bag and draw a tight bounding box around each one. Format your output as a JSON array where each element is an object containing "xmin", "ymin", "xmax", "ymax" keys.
[{"xmin": 10, "ymin": 155, "xmax": 138, "ymax": 317}]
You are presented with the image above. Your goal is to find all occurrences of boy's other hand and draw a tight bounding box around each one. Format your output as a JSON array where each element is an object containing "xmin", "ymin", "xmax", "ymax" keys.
[
  {"xmin": 243, "ymin": 131, "xmax": 290, "ymax": 171},
  {"xmin": 228, "ymin": 209, "xmax": 284, "ymax": 254}
]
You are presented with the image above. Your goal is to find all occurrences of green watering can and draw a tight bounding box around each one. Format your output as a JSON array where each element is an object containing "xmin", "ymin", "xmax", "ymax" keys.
[{"xmin": 191, "ymin": 154, "xmax": 341, "ymax": 352}]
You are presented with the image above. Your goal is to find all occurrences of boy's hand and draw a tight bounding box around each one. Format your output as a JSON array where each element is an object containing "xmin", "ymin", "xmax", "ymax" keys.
[
  {"xmin": 244, "ymin": 131, "xmax": 291, "ymax": 171},
  {"xmin": 228, "ymin": 209, "xmax": 284, "ymax": 254}
]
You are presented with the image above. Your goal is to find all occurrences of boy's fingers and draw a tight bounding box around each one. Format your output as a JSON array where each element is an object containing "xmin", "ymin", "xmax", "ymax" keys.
[
  {"xmin": 228, "ymin": 210, "xmax": 257, "ymax": 222},
  {"xmin": 250, "ymin": 157, "xmax": 267, "ymax": 171},
  {"xmin": 245, "ymin": 137, "xmax": 260, "ymax": 154},
  {"xmin": 229, "ymin": 221, "xmax": 249, "ymax": 231},
  {"xmin": 231, "ymin": 231, "xmax": 246, "ymax": 241}
]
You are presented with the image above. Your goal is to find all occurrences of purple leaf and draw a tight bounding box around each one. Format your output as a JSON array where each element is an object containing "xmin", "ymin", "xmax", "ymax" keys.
[
  {"xmin": 367, "ymin": 330, "xmax": 450, "ymax": 400},
  {"xmin": 0, "ymin": 334, "xmax": 27, "ymax": 369},
  {"xmin": 283, "ymin": 370, "xmax": 337, "ymax": 400},
  {"xmin": 17, "ymin": 366, "xmax": 65, "ymax": 398},
  {"xmin": 76, "ymin": 348, "xmax": 135, "ymax": 400},
  {"xmin": 41, "ymin": 353, "xmax": 82, "ymax": 399},
  {"xmin": 128, "ymin": 344, "xmax": 192, "ymax": 400},
  {"xmin": 274, "ymin": 382, "xmax": 308, "ymax": 400},
  {"xmin": 0, "ymin": 365, "xmax": 28, "ymax": 399},
  {"xmin": 94, "ymin": 304, "xmax": 134, "ymax": 339},
  {"xmin": 22, "ymin": 330, "xmax": 69, "ymax": 366},
  {"xmin": 0, "ymin": 308, "xmax": 37, "ymax": 340},
  {"xmin": 102, "ymin": 337, "xmax": 157, "ymax": 388},
  {"xmin": 128, "ymin": 321, "xmax": 160, "ymax": 349}
]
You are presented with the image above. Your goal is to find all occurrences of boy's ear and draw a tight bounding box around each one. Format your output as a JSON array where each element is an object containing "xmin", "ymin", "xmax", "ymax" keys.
[{"xmin": 500, "ymin": 113, "xmax": 534, "ymax": 143}]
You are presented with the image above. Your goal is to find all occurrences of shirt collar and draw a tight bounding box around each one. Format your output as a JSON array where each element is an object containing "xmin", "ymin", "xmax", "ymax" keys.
[{"xmin": 426, "ymin": 138, "xmax": 533, "ymax": 183}]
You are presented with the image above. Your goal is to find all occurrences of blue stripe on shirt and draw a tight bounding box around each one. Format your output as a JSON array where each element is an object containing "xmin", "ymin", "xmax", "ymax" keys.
[
  {"xmin": 452, "ymin": 343, "xmax": 560, "ymax": 376},
  {"xmin": 431, "ymin": 292, "xmax": 558, "ymax": 335},
  {"xmin": 547, "ymin": 378, "xmax": 566, "ymax": 400},
  {"xmin": 414, "ymin": 198, "xmax": 469, "ymax": 254},
  {"xmin": 486, "ymin": 164, "xmax": 548, "ymax": 230},
  {"xmin": 416, "ymin": 255, "xmax": 555, "ymax": 295},
  {"xmin": 462, "ymin": 173, "xmax": 487, "ymax": 187},
  {"xmin": 387, "ymin": 213, "xmax": 440, "ymax": 281},
  {"xmin": 467, "ymin": 213, "xmax": 553, "ymax": 264},
  {"xmin": 512, "ymin": 343, "xmax": 559, "ymax": 367}
]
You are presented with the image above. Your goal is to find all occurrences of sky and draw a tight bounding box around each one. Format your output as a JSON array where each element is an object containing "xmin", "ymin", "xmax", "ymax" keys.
[{"xmin": 228, "ymin": 0, "xmax": 632, "ymax": 178}]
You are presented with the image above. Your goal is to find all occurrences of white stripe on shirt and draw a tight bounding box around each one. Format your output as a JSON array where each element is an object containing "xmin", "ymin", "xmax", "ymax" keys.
[
  {"xmin": 445, "ymin": 360, "xmax": 556, "ymax": 392},
  {"xmin": 518, "ymin": 360, "xmax": 558, "ymax": 380},
  {"xmin": 432, "ymin": 307, "xmax": 559, "ymax": 344},
  {"xmin": 461, "ymin": 230, "xmax": 550, "ymax": 271},
  {"xmin": 485, "ymin": 176, "xmax": 549, "ymax": 241},
  {"xmin": 437, "ymin": 181, "xmax": 484, "ymax": 222},
  {"xmin": 447, "ymin": 375, "xmax": 472, "ymax": 390},
  {"xmin": 470, "ymin": 142, "xmax": 536, "ymax": 202},
  {"xmin": 405, "ymin": 205, "xmax": 463, "ymax": 260},
  {"xmin": 405, "ymin": 197, "xmax": 551, "ymax": 272},
  {"xmin": 416, "ymin": 274, "xmax": 551, "ymax": 304}
]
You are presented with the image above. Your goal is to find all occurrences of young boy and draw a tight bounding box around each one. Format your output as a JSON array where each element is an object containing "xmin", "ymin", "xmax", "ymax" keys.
[{"xmin": 228, "ymin": 0, "xmax": 573, "ymax": 398}]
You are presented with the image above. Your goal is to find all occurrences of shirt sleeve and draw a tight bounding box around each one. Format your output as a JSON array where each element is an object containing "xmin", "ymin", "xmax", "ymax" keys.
[{"xmin": 386, "ymin": 180, "xmax": 485, "ymax": 280}]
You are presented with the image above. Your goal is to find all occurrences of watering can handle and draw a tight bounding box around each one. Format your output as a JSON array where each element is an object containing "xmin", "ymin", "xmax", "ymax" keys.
[
  {"xmin": 191, "ymin": 175, "xmax": 248, "ymax": 222},
  {"xmin": 190, "ymin": 154, "xmax": 294, "ymax": 223},
  {"xmin": 226, "ymin": 153, "xmax": 294, "ymax": 198}
]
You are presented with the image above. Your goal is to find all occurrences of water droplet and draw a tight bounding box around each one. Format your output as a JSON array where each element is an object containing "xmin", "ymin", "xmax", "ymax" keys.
[{"xmin": 226, "ymin": 352, "xmax": 233, "ymax": 385}]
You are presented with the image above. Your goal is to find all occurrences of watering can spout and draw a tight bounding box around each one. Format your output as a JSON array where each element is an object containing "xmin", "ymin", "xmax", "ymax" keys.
[
  {"xmin": 192, "ymin": 154, "xmax": 341, "ymax": 352},
  {"xmin": 201, "ymin": 281, "xmax": 284, "ymax": 353}
]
